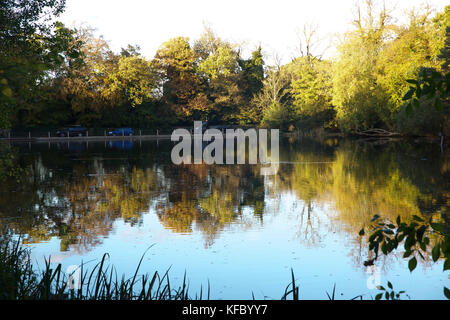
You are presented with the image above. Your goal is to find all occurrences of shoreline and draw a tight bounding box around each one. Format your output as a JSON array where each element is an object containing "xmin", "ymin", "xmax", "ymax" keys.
[
  {"xmin": 0, "ymin": 131, "xmax": 446, "ymax": 145},
  {"xmin": 0, "ymin": 134, "xmax": 174, "ymax": 142}
]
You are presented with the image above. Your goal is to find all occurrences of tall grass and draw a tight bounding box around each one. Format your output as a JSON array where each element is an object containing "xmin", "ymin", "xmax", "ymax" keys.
[
  {"xmin": 281, "ymin": 268, "xmax": 299, "ymax": 300},
  {"xmin": 0, "ymin": 234, "xmax": 207, "ymax": 300},
  {"xmin": 0, "ymin": 235, "xmax": 38, "ymax": 299}
]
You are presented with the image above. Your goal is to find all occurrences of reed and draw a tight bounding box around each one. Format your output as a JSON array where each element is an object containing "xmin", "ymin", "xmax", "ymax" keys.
[{"xmin": 0, "ymin": 235, "xmax": 205, "ymax": 300}]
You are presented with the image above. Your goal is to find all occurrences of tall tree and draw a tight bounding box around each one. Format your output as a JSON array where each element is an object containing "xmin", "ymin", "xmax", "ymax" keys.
[
  {"xmin": 256, "ymin": 64, "xmax": 293, "ymax": 129},
  {"xmin": 194, "ymin": 27, "xmax": 245, "ymax": 123},
  {"xmin": 377, "ymin": 7, "xmax": 443, "ymax": 118},
  {"xmin": 0, "ymin": 0, "xmax": 67, "ymax": 129},
  {"xmin": 289, "ymin": 57, "xmax": 334, "ymax": 128},
  {"xmin": 332, "ymin": 0, "xmax": 391, "ymax": 131},
  {"xmin": 240, "ymin": 46, "xmax": 264, "ymax": 100},
  {"xmin": 237, "ymin": 47, "xmax": 265, "ymax": 124},
  {"xmin": 103, "ymin": 55, "xmax": 157, "ymax": 107},
  {"xmin": 152, "ymin": 37, "xmax": 205, "ymax": 121},
  {"xmin": 51, "ymin": 27, "xmax": 118, "ymax": 125}
]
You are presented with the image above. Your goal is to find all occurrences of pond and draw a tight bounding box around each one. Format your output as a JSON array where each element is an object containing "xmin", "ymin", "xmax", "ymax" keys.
[{"xmin": 0, "ymin": 137, "xmax": 448, "ymax": 299}]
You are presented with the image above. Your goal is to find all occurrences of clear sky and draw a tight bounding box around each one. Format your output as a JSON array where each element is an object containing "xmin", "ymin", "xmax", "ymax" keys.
[{"xmin": 60, "ymin": 0, "xmax": 448, "ymax": 64}]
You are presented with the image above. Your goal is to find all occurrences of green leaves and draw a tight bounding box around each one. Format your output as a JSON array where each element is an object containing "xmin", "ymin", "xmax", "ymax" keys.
[
  {"xmin": 402, "ymin": 88, "xmax": 415, "ymax": 101},
  {"xmin": 381, "ymin": 241, "xmax": 388, "ymax": 255},
  {"xmin": 444, "ymin": 259, "xmax": 450, "ymax": 271},
  {"xmin": 432, "ymin": 243, "xmax": 441, "ymax": 262},
  {"xmin": 408, "ymin": 257, "xmax": 417, "ymax": 272},
  {"xmin": 405, "ymin": 102, "xmax": 413, "ymax": 115},
  {"xmin": 403, "ymin": 250, "xmax": 412, "ymax": 258},
  {"xmin": 430, "ymin": 223, "xmax": 444, "ymax": 233},
  {"xmin": 290, "ymin": 57, "xmax": 333, "ymax": 120},
  {"xmin": 402, "ymin": 68, "xmax": 448, "ymax": 115},
  {"xmin": 404, "ymin": 234, "xmax": 416, "ymax": 251},
  {"xmin": 444, "ymin": 287, "xmax": 450, "ymax": 300},
  {"xmin": 362, "ymin": 215, "xmax": 449, "ymax": 276},
  {"xmin": 405, "ymin": 79, "xmax": 418, "ymax": 85},
  {"xmin": 198, "ymin": 45, "xmax": 239, "ymax": 80},
  {"xmin": 434, "ymin": 96, "xmax": 442, "ymax": 111},
  {"xmin": 375, "ymin": 281, "xmax": 407, "ymax": 300}
]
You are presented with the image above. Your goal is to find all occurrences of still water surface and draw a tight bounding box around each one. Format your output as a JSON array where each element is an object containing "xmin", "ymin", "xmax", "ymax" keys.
[{"xmin": 0, "ymin": 137, "xmax": 448, "ymax": 299}]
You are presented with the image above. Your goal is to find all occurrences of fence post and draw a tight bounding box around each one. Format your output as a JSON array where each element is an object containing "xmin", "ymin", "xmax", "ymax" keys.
[
  {"xmin": 48, "ymin": 132, "xmax": 50, "ymax": 138},
  {"xmin": 157, "ymin": 129, "xmax": 159, "ymax": 136},
  {"xmin": 28, "ymin": 132, "xmax": 31, "ymax": 139},
  {"xmin": 139, "ymin": 129, "xmax": 141, "ymax": 136},
  {"xmin": 8, "ymin": 131, "xmax": 10, "ymax": 139}
]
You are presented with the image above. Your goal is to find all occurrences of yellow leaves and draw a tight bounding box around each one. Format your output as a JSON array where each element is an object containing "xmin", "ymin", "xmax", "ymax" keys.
[
  {"xmin": 184, "ymin": 93, "xmax": 210, "ymax": 115},
  {"xmin": 153, "ymin": 36, "xmax": 206, "ymax": 114},
  {"xmin": 120, "ymin": 56, "xmax": 155, "ymax": 105},
  {"xmin": 154, "ymin": 37, "xmax": 196, "ymax": 73},
  {"xmin": 289, "ymin": 58, "xmax": 333, "ymax": 117},
  {"xmin": 0, "ymin": 78, "xmax": 13, "ymax": 97},
  {"xmin": 197, "ymin": 45, "xmax": 238, "ymax": 80},
  {"xmin": 1, "ymin": 87, "xmax": 13, "ymax": 98}
]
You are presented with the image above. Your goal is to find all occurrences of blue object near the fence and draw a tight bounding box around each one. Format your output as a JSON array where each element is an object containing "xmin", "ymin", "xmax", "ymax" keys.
[{"xmin": 107, "ymin": 128, "xmax": 134, "ymax": 136}]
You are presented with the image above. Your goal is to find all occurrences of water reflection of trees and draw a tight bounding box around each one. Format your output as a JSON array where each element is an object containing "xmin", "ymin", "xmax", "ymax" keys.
[
  {"xmin": 0, "ymin": 144, "xmax": 268, "ymax": 250},
  {"xmin": 276, "ymin": 138, "xmax": 449, "ymax": 270},
  {"xmin": 296, "ymin": 200, "xmax": 322, "ymax": 247},
  {"xmin": 0, "ymin": 139, "xmax": 448, "ymax": 269},
  {"xmin": 156, "ymin": 164, "xmax": 265, "ymax": 247},
  {"xmin": 0, "ymin": 161, "xmax": 158, "ymax": 251}
]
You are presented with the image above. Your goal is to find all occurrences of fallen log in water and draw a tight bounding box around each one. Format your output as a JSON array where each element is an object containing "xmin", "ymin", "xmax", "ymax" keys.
[{"xmin": 354, "ymin": 128, "xmax": 401, "ymax": 137}]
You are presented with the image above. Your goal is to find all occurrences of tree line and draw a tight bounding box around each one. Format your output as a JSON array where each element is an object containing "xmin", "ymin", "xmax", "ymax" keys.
[{"xmin": 0, "ymin": 0, "xmax": 448, "ymax": 135}]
